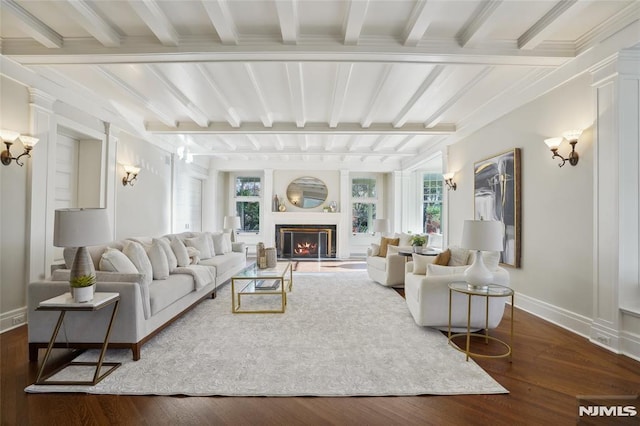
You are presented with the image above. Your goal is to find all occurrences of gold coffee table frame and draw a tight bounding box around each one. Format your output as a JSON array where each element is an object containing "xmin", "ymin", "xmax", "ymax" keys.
[
  {"xmin": 447, "ymin": 282, "xmax": 514, "ymax": 362},
  {"xmin": 231, "ymin": 262, "xmax": 293, "ymax": 313}
]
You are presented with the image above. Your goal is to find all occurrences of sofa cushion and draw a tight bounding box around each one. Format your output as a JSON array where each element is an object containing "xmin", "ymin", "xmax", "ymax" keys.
[
  {"xmin": 411, "ymin": 253, "xmax": 433, "ymax": 275},
  {"xmin": 427, "ymin": 264, "xmax": 469, "ymax": 276},
  {"xmin": 366, "ymin": 255, "xmax": 387, "ymax": 271},
  {"xmin": 155, "ymin": 238, "xmax": 178, "ymax": 272},
  {"xmin": 122, "ymin": 241, "xmax": 153, "ymax": 285},
  {"xmin": 448, "ymin": 246, "xmax": 470, "ymax": 266},
  {"xmin": 146, "ymin": 240, "xmax": 170, "ymax": 280},
  {"xmin": 99, "ymin": 248, "xmax": 138, "ymax": 273},
  {"xmin": 198, "ymin": 252, "xmax": 245, "ymax": 277},
  {"xmin": 149, "ymin": 274, "xmax": 194, "ymax": 316},
  {"xmin": 171, "ymin": 238, "xmax": 190, "ymax": 267},
  {"xmin": 185, "ymin": 234, "xmax": 212, "ymax": 259},
  {"xmin": 211, "ymin": 232, "xmax": 233, "ymax": 255},
  {"xmin": 378, "ymin": 237, "xmax": 399, "ymax": 257}
]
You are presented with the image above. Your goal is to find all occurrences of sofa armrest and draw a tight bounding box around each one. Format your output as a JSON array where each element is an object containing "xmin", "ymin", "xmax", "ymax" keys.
[
  {"xmin": 385, "ymin": 253, "xmax": 406, "ymax": 281},
  {"xmin": 232, "ymin": 242, "xmax": 246, "ymax": 253},
  {"xmin": 405, "ymin": 261, "xmax": 414, "ymax": 274}
]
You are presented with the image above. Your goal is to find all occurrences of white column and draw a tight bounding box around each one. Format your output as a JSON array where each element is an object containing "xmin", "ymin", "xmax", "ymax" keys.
[
  {"xmin": 263, "ymin": 169, "xmax": 274, "ymax": 245},
  {"xmin": 203, "ymin": 162, "xmax": 219, "ymax": 232},
  {"xmin": 104, "ymin": 123, "xmax": 117, "ymax": 239},
  {"xmin": 27, "ymin": 89, "xmax": 56, "ymax": 281},
  {"xmin": 591, "ymin": 50, "xmax": 640, "ymax": 355},
  {"xmin": 339, "ymin": 169, "xmax": 350, "ymax": 258}
]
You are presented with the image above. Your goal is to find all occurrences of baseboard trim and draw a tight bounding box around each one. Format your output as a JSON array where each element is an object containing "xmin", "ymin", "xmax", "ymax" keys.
[{"xmin": 0, "ymin": 306, "xmax": 28, "ymax": 334}]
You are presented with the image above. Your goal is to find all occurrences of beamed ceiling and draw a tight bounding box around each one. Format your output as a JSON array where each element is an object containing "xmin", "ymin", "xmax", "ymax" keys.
[{"xmin": 1, "ymin": 0, "xmax": 639, "ymax": 172}]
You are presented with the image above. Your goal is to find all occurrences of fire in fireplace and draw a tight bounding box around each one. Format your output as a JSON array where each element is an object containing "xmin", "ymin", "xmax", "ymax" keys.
[
  {"xmin": 275, "ymin": 224, "xmax": 337, "ymax": 259},
  {"xmin": 294, "ymin": 241, "xmax": 318, "ymax": 256}
]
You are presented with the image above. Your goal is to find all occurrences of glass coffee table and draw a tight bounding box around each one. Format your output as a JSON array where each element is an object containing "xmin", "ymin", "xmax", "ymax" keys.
[{"xmin": 231, "ymin": 261, "xmax": 293, "ymax": 314}]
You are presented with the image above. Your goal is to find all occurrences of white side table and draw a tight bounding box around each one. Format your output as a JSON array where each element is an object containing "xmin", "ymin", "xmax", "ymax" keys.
[
  {"xmin": 35, "ymin": 292, "xmax": 121, "ymax": 385},
  {"xmin": 447, "ymin": 282, "xmax": 514, "ymax": 362}
]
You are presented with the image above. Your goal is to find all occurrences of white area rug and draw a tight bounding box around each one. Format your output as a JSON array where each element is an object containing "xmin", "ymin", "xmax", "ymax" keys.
[{"xmin": 25, "ymin": 272, "xmax": 507, "ymax": 396}]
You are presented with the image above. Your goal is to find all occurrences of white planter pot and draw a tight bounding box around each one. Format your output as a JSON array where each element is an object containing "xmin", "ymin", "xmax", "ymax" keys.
[{"xmin": 72, "ymin": 285, "xmax": 94, "ymax": 303}]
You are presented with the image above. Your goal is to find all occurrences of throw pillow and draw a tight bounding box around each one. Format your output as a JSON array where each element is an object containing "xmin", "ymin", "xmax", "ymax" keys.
[
  {"xmin": 427, "ymin": 263, "xmax": 469, "ymax": 276},
  {"xmin": 398, "ymin": 232, "xmax": 413, "ymax": 247},
  {"xmin": 369, "ymin": 243, "xmax": 380, "ymax": 257},
  {"xmin": 122, "ymin": 241, "xmax": 153, "ymax": 285},
  {"xmin": 170, "ymin": 237, "xmax": 190, "ymax": 267},
  {"xmin": 222, "ymin": 232, "xmax": 233, "ymax": 254},
  {"xmin": 210, "ymin": 232, "xmax": 225, "ymax": 256},
  {"xmin": 155, "ymin": 238, "xmax": 178, "ymax": 272},
  {"xmin": 185, "ymin": 234, "xmax": 212, "ymax": 259},
  {"xmin": 434, "ymin": 249, "xmax": 451, "ymax": 266},
  {"xmin": 378, "ymin": 237, "xmax": 399, "ymax": 257},
  {"xmin": 448, "ymin": 246, "xmax": 470, "ymax": 266},
  {"xmin": 387, "ymin": 245, "xmax": 401, "ymax": 255},
  {"xmin": 99, "ymin": 248, "xmax": 138, "ymax": 273},
  {"xmin": 145, "ymin": 240, "xmax": 170, "ymax": 280},
  {"xmin": 411, "ymin": 254, "xmax": 432, "ymax": 275},
  {"xmin": 204, "ymin": 232, "xmax": 216, "ymax": 257}
]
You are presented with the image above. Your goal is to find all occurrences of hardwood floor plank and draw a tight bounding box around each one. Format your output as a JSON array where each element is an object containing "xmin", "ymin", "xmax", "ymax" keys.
[{"xmin": 2, "ymin": 265, "xmax": 640, "ymax": 425}]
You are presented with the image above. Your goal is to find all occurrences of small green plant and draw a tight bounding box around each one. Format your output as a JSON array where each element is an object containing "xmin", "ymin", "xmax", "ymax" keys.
[
  {"xmin": 70, "ymin": 274, "xmax": 96, "ymax": 288},
  {"xmin": 410, "ymin": 235, "xmax": 427, "ymax": 246}
]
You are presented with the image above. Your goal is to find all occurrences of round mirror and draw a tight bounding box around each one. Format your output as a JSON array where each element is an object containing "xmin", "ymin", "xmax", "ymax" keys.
[{"xmin": 286, "ymin": 177, "xmax": 328, "ymax": 209}]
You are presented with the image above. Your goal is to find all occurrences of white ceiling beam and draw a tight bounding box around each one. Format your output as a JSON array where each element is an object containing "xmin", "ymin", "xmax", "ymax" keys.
[
  {"xmin": 395, "ymin": 135, "xmax": 415, "ymax": 151},
  {"xmin": 196, "ymin": 64, "xmax": 241, "ymax": 127},
  {"xmin": 456, "ymin": 0, "xmax": 503, "ymax": 47},
  {"xmin": 518, "ymin": 0, "xmax": 584, "ymax": 50},
  {"xmin": 64, "ymin": 0, "xmax": 121, "ymax": 47},
  {"xmin": 93, "ymin": 66, "xmax": 176, "ymax": 127},
  {"xmin": 273, "ymin": 135, "xmax": 285, "ymax": 151},
  {"xmin": 243, "ymin": 64, "xmax": 273, "ymax": 127},
  {"xmin": 246, "ymin": 135, "xmax": 261, "ymax": 151},
  {"xmin": 392, "ymin": 64, "xmax": 445, "ymax": 128},
  {"xmin": 348, "ymin": 135, "xmax": 361, "ymax": 152},
  {"xmin": 201, "ymin": 0, "xmax": 239, "ymax": 45},
  {"xmin": 285, "ymin": 63, "xmax": 306, "ymax": 128},
  {"xmin": 146, "ymin": 64, "xmax": 210, "ymax": 127},
  {"xmin": 424, "ymin": 67, "xmax": 493, "ymax": 128},
  {"xmin": 147, "ymin": 121, "xmax": 456, "ymax": 135},
  {"xmin": 1, "ymin": 0, "xmax": 63, "ymax": 48},
  {"xmin": 128, "ymin": 0, "xmax": 179, "ymax": 47},
  {"xmin": 370, "ymin": 135, "xmax": 388, "ymax": 151},
  {"xmin": 275, "ymin": 0, "xmax": 299, "ymax": 45},
  {"xmin": 329, "ymin": 63, "xmax": 354, "ymax": 128},
  {"xmin": 575, "ymin": 2, "xmax": 640, "ymax": 53},
  {"xmin": 343, "ymin": 0, "xmax": 370, "ymax": 45},
  {"xmin": 402, "ymin": 0, "xmax": 434, "ymax": 46},
  {"xmin": 213, "ymin": 135, "xmax": 236, "ymax": 151},
  {"xmin": 324, "ymin": 135, "xmax": 335, "ymax": 152},
  {"xmin": 361, "ymin": 64, "xmax": 394, "ymax": 128},
  {"xmin": 300, "ymin": 135, "xmax": 309, "ymax": 151},
  {"xmin": 201, "ymin": 148, "xmax": 415, "ymax": 157},
  {"xmin": 4, "ymin": 38, "xmax": 573, "ymax": 67}
]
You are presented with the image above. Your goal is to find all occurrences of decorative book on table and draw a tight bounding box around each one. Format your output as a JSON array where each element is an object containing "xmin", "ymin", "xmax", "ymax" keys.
[{"xmin": 255, "ymin": 280, "xmax": 280, "ymax": 290}]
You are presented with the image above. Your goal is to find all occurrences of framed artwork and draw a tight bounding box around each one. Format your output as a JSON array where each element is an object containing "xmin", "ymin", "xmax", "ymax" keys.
[{"xmin": 473, "ymin": 148, "xmax": 521, "ymax": 267}]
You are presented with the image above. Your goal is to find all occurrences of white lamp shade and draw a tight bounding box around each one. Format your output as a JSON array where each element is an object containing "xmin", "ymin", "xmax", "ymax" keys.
[
  {"xmin": 223, "ymin": 215, "xmax": 241, "ymax": 229},
  {"xmin": 461, "ymin": 220, "xmax": 503, "ymax": 252},
  {"xmin": 373, "ymin": 218, "xmax": 390, "ymax": 233},
  {"xmin": 0, "ymin": 129, "xmax": 20, "ymax": 143},
  {"xmin": 544, "ymin": 137, "xmax": 563, "ymax": 149},
  {"xmin": 562, "ymin": 129, "xmax": 583, "ymax": 141},
  {"xmin": 19, "ymin": 135, "xmax": 39, "ymax": 149},
  {"xmin": 443, "ymin": 172, "xmax": 455, "ymax": 180},
  {"xmin": 53, "ymin": 208, "xmax": 112, "ymax": 247},
  {"xmin": 123, "ymin": 164, "xmax": 140, "ymax": 174}
]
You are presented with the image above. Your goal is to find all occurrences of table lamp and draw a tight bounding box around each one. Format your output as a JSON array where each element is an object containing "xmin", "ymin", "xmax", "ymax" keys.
[
  {"xmin": 372, "ymin": 218, "xmax": 390, "ymax": 236},
  {"xmin": 223, "ymin": 215, "xmax": 241, "ymax": 242},
  {"xmin": 54, "ymin": 208, "xmax": 112, "ymax": 291},
  {"xmin": 461, "ymin": 219, "xmax": 503, "ymax": 290}
]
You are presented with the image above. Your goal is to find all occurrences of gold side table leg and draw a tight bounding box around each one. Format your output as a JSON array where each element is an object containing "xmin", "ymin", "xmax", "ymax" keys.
[
  {"xmin": 485, "ymin": 294, "xmax": 490, "ymax": 344},
  {"xmin": 466, "ymin": 294, "xmax": 471, "ymax": 362},
  {"xmin": 35, "ymin": 310, "xmax": 66, "ymax": 384},
  {"xmin": 510, "ymin": 293, "xmax": 514, "ymax": 362},
  {"xmin": 448, "ymin": 288, "xmax": 453, "ymax": 340},
  {"xmin": 92, "ymin": 300, "xmax": 119, "ymax": 384}
]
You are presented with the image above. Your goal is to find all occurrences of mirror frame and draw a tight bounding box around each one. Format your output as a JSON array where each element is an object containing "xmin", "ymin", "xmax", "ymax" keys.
[{"xmin": 286, "ymin": 176, "xmax": 328, "ymax": 209}]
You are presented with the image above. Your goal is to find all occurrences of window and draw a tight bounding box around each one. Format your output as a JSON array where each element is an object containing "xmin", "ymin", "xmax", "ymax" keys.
[
  {"xmin": 352, "ymin": 177, "xmax": 378, "ymax": 233},
  {"xmin": 235, "ymin": 176, "xmax": 261, "ymax": 232},
  {"xmin": 423, "ymin": 173, "xmax": 443, "ymax": 234}
]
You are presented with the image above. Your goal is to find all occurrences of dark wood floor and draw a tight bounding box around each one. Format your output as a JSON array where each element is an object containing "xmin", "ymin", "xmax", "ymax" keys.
[{"xmin": 2, "ymin": 271, "xmax": 639, "ymax": 425}]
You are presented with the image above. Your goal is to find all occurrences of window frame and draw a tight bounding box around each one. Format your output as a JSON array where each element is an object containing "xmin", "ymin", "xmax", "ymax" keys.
[
  {"xmin": 351, "ymin": 175, "xmax": 382, "ymax": 235},
  {"xmin": 233, "ymin": 174, "xmax": 262, "ymax": 234}
]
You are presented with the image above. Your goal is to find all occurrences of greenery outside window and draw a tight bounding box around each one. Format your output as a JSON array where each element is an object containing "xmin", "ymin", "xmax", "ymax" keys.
[
  {"xmin": 235, "ymin": 176, "xmax": 261, "ymax": 232},
  {"xmin": 423, "ymin": 173, "xmax": 443, "ymax": 234},
  {"xmin": 352, "ymin": 177, "xmax": 378, "ymax": 233}
]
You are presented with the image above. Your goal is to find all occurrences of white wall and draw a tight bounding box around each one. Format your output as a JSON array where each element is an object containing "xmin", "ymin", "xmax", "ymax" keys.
[{"xmin": 448, "ymin": 73, "xmax": 595, "ymax": 319}]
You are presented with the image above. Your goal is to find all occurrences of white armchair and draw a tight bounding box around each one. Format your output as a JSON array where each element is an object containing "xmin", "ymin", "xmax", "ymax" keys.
[
  {"xmin": 366, "ymin": 246, "xmax": 406, "ymax": 287},
  {"xmin": 404, "ymin": 252, "xmax": 510, "ymax": 331}
]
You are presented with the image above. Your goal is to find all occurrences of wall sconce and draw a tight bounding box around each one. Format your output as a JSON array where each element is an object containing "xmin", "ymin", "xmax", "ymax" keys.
[
  {"xmin": 544, "ymin": 129, "xmax": 582, "ymax": 167},
  {"xmin": 443, "ymin": 172, "xmax": 457, "ymax": 191},
  {"xmin": 122, "ymin": 165, "xmax": 140, "ymax": 186},
  {"xmin": 1, "ymin": 129, "xmax": 39, "ymax": 167}
]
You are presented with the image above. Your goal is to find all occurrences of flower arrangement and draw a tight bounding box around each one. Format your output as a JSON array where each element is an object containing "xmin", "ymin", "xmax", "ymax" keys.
[{"xmin": 410, "ymin": 234, "xmax": 427, "ymax": 246}]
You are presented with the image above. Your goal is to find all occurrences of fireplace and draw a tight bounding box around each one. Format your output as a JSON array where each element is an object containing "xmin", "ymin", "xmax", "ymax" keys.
[{"xmin": 275, "ymin": 224, "xmax": 337, "ymax": 259}]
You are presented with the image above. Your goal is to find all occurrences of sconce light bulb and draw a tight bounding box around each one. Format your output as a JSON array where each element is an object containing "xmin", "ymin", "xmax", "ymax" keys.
[
  {"xmin": 544, "ymin": 137, "xmax": 563, "ymax": 149},
  {"xmin": 19, "ymin": 135, "xmax": 39, "ymax": 149},
  {"xmin": 562, "ymin": 129, "xmax": 583, "ymax": 142}
]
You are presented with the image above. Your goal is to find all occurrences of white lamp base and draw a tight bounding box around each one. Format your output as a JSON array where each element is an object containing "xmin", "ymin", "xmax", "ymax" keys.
[{"xmin": 464, "ymin": 250, "xmax": 493, "ymax": 290}]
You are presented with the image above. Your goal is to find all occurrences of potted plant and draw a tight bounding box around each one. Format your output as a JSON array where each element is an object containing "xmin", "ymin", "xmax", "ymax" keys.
[
  {"xmin": 70, "ymin": 274, "xmax": 96, "ymax": 303},
  {"xmin": 410, "ymin": 235, "xmax": 427, "ymax": 253}
]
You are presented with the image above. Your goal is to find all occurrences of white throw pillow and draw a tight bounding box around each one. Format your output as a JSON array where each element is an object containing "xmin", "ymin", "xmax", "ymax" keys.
[
  {"xmin": 411, "ymin": 254, "xmax": 432, "ymax": 275},
  {"xmin": 369, "ymin": 243, "xmax": 380, "ymax": 257},
  {"xmin": 222, "ymin": 232, "xmax": 233, "ymax": 254},
  {"xmin": 185, "ymin": 234, "xmax": 212, "ymax": 259},
  {"xmin": 448, "ymin": 246, "xmax": 471, "ymax": 266},
  {"xmin": 146, "ymin": 240, "xmax": 170, "ymax": 280},
  {"xmin": 210, "ymin": 233, "xmax": 225, "ymax": 255},
  {"xmin": 170, "ymin": 237, "xmax": 190, "ymax": 267},
  {"xmin": 155, "ymin": 238, "xmax": 178, "ymax": 272},
  {"xmin": 122, "ymin": 241, "xmax": 153, "ymax": 285},
  {"xmin": 427, "ymin": 264, "xmax": 469, "ymax": 276},
  {"xmin": 468, "ymin": 250, "xmax": 501, "ymax": 271},
  {"xmin": 387, "ymin": 245, "xmax": 401, "ymax": 255},
  {"xmin": 99, "ymin": 248, "xmax": 138, "ymax": 273},
  {"xmin": 204, "ymin": 232, "xmax": 216, "ymax": 256},
  {"xmin": 398, "ymin": 232, "xmax": 413, "ymax": 247}
]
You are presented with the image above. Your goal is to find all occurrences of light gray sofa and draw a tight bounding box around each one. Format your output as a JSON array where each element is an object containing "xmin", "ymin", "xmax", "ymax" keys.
[{"xmin": 27, "ymin": 231, "xmax": 246, "ymax": 361}]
